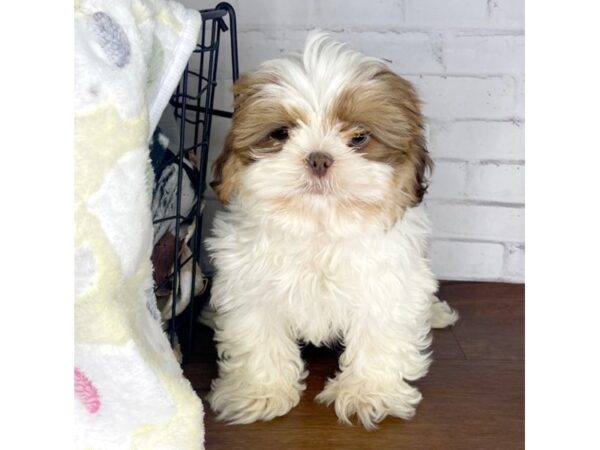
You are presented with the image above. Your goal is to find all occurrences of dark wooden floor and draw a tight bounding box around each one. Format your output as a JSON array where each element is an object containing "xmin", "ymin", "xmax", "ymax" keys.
[{"xmin": 184, "ymin": 281, "xmax": 524, "ymax": 450}]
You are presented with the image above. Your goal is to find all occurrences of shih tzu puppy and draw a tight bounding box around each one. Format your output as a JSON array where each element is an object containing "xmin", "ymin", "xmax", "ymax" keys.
[{"xmin": 205, "ymin": 32, "xmax": 458, "ymax": 429}]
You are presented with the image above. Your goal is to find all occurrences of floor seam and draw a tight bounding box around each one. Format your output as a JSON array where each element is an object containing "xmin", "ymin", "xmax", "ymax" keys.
[{"xmin": 450, "ymin": 327, "xmax": 470, "ymax": 360}]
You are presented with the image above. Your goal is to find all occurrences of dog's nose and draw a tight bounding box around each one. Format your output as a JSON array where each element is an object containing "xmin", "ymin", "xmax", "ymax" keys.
[{"xmin": 307, "ymin": 152, "xmax": 333, "ymax": 177}]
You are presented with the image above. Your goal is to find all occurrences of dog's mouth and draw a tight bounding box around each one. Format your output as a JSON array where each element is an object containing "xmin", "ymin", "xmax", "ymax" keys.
[
  {"xmin": 306, "ymin": 184, "xmax": 328, "ymax": 195},
  {"xmin": 304, "ymin": 183, "xmax": 332, "ymax": 196},
  {"xmin": 303, "ymin": 176, "xmax": 336, "ymax": 196}
]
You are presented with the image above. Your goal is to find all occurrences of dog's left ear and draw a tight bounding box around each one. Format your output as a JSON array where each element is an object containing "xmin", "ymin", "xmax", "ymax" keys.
[
  {"xmin": 411, "ymin": 132, "xmax": 433, "ymax": 205},
  {"xmin": 376, "ymin": 69, "xmax": 433, "ymax": 206}
]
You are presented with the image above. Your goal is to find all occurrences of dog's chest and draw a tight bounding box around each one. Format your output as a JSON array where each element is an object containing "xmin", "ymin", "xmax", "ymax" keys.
[
  {"xmin": 269, "ymin": 233, "xmax": 358, "ymax": 288},
  {"xmin": 211, "ymin": 204, "xmax": 431, "ymax": 344},
  {"xmin": 255, "ymin": 232, "xmax": 375, "ymax": 343}
]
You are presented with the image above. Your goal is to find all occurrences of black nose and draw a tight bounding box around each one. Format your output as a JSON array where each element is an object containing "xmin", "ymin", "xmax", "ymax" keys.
[{"xmin": 307, "ymin": 152, "xmax": 333, "ymax": 177}]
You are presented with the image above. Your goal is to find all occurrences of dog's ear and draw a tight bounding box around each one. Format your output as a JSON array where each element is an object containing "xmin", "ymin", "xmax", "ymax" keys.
[
  {"xmin": 210, "ymin": 131, "xmax": 243, "ymax": 204},
  {"xmin": 411, "ymin": 132, "xmax": 433, "ymax": 205},
  {"xmin": 376, "ymin": 69, "xmax": 432, "ymax": 207},
  {"xmin": 210, "ymin": 75, "xmax": 255, "ymax": 204}
]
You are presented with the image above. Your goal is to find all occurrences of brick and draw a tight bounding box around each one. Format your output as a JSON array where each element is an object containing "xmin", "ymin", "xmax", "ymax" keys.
[
  {"xmin": 429, "ymin": 121, "xmax": 524, "ymax": 160},
  {"xmin": 426, "ymin": 202, "xmax": 524, "ymax": 242},
  {"xmin": 235, "ymin": 31, "xmax": 300, "ymax": 73},
  {"xmin": 503, "ymin": 243, "xmax": 524, "ymax": 282},
  {"xmin": 466, "ymin": 162, "xmax": 524, "ymax": 203},
  {"xmin": 430, "ymin": 240, "xmax": 504, "ymax": 280},
  {"xmin": 445, "ymin": 34, "xmax": 524, "ymax": 74},
  {"xmin": 404, "ymin": 0, "xmax": 488, "ymax": 28},
  {"xmin": 347, "ymin": 32, "xmax": 443, "ymax": 74},
  {"xmin": 488, "ymin": 0, "xmax": 525, "ymax": 30},
  {"xmin": 514, "ymin": 75, "xmax": 524, "ymax": 119},
  {"xmin": 428, "ymin": 161, "xmax": 467, "ymax": 199},
  {"xmin": 404, "ymin": 75, "xmax": 519, "ymax": 120},
  {"xmin": 231, "ymin": 0, "xmax": 404, "ymax": 30}
]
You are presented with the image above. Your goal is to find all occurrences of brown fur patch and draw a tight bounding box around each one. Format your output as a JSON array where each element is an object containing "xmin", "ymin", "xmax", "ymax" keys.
[
  {"xmin": 211, "ymin": 132, "xmax": 246, "ymax": 204},
  {"xmin": 333, "ymin": 68, "xmax": 432, "ymax": 217},
  {"xmin": 211, "ymin": 72, "xmax": 309, "ymax": 203}
]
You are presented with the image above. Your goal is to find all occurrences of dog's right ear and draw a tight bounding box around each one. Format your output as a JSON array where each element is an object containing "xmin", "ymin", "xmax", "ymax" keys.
[
  {"xmin": 210, "ymin": 131, "xmax": 243, "ymax": 204},
  {"xmin": 210, "ymin": 74, "xmax": 259, "ymax": 204},
  {"xmin": 210, "ymin": 76, "xmax": 250, "ymax": 204},
  {"xmin": 211, "ymin": 73, "xmax": 272, "ymax": 203}
]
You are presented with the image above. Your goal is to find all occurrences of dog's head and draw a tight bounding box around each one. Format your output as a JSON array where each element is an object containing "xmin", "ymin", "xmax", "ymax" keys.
[{"xmin": 212, "ymin": 32, "xmax": 431, "ymax": 231}]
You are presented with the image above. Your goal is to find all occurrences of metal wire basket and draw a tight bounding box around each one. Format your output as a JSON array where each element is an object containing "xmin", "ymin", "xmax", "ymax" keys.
[{"xmin": 152, "ymin": 2, "xmax": 238, "ymax": 363}]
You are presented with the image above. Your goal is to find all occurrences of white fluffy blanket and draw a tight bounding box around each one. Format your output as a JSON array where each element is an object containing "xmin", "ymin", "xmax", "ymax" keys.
[{"xmin": 74, "ymin": 0, "xmax": 204, "ymax": 448}]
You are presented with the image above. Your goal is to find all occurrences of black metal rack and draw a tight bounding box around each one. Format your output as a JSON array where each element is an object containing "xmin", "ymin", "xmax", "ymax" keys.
[{"xmin": 152, "ymin": 2, "xmax": 238, "ymax": 363}]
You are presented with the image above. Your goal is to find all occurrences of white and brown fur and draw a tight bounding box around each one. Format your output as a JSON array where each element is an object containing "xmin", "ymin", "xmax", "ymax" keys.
[{"xmin": 205, "ymin": 32, "xmax": 458, "ymax": 429}]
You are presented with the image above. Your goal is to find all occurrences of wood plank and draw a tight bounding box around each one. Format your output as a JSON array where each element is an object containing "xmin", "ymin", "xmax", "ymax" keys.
[{"xmin": 439, "ymin": 282, "xmax": 524, "ymax": 360}]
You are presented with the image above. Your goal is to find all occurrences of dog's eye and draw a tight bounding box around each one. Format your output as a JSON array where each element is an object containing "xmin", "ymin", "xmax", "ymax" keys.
[
  {"xmin": 269, "ymin": 127, "xmax": 290, "ymax": 142},
  {"xmin": 349, "ymin": 133, "xmax": 369, "ymax": 148}
]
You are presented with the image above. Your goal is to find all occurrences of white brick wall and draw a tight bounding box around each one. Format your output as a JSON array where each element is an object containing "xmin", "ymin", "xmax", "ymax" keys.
[
  {"xmin": 444, "ymin": 35, "xmax": 525, "ymax": 73},
  {"xmin": 429, "ymin": 121, "xmax": 524, "ymax": 160},
  {"xmin": 430, "ymin": 240, "xmax": 505, "ymax": 280},
  {"xmin": 406, "ymin": 75, "xmax": 519, "ymax": 120},
  {"xmin": 183, "ymin": 0, "xmax": 524, "ymax": 282}
]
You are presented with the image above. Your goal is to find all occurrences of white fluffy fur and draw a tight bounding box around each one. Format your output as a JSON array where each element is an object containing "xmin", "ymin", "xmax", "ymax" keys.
[{"xmin": 206, "ymin": 33, "xmax": 458, "ymax": 429}]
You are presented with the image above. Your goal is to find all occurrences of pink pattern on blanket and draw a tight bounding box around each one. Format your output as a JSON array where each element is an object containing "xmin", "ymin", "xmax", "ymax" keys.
[{"xmin": 74, "ymin": 367, "xmax": 101, "ymax": 414}]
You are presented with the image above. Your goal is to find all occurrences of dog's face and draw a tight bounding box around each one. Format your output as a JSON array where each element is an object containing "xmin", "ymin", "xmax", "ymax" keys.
[{"xmin": 212, "ymin": 33, "xmax": 431, "ymax": 231}]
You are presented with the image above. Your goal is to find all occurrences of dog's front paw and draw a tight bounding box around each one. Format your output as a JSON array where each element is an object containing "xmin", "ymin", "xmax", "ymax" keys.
[
  {"xmin": 208, "ymin": 376, "xmax": 304, "ymax": 424},
  {"xmin": 315, "ymin": 375, "xmax": 422, "ymax": 429}
]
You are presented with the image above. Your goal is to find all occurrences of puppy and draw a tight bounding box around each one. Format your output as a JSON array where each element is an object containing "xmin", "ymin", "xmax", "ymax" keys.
[{"xmin": 205, "ymin": 32, "xmax": 458, "ymax": 429}]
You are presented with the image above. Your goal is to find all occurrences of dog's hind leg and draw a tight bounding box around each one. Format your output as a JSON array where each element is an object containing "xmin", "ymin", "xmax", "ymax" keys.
[{"xmin": 430, "ymin": 294, "xmax": 459, "ymax": 329}]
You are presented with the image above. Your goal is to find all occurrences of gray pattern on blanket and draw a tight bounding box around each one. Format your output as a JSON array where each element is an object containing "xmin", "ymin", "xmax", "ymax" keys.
[{"xmin": 92, "ymin": 12, "xmax": 131, "ymax": 68}]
